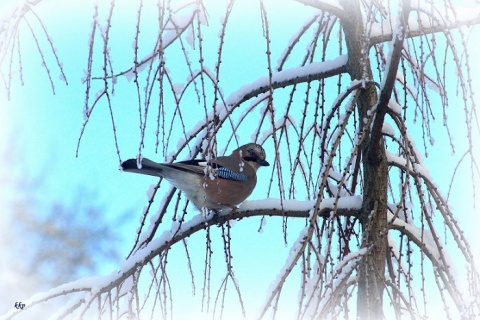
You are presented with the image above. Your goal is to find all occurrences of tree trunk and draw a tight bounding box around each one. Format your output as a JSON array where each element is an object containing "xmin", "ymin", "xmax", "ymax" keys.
[{"xmin": 339, "ymin": 0, "xmax": 388, "ymax": 318}]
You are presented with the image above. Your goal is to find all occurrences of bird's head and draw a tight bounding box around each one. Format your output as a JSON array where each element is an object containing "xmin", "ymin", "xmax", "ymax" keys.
[{"xmin": 231, "ymin": 143, "xmax": 270, "ymax": 170}]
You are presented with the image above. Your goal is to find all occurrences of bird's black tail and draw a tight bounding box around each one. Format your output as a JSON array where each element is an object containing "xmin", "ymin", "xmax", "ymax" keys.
[{"xmin": 121, "ymin": 158, "xmax": 164, "ymax": 177}]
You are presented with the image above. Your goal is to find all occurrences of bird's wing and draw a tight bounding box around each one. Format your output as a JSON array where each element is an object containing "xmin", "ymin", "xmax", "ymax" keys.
[
  {"xmin": 167, "ymin": 160, "xmax": 208, "ymax": 175},
  {"xmin": 173, "ymin": 159, "xmax": 248, "ymax": 182},
  {"xmin": 122, "ymin": 158, "xmax": 249, "ymax": 182}
]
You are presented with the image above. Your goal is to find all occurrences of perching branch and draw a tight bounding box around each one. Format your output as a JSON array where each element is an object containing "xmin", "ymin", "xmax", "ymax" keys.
[{"xmin": 3, "ymin": 199, "xmax": 360, "ymax": 319}]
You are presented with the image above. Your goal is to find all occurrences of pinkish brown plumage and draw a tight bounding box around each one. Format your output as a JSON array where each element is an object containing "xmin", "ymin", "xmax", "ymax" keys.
[{"xmin": 121, "ymin": 143, "xmax": 269, "ymax": 211}]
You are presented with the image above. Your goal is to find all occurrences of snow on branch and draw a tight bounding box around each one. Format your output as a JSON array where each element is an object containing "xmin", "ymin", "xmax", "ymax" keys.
[
  {"xmin": 107, "ymin": 3, "xmax": 198, "ymax": 80},
  {"xmin": 369, "ymin": 5, "xmax": 480, "ymax": 46},
  {"xmin": 387, "ymin": 212, "xmax": 467, "ymax": 313},
  {"xmin": 0, "ymin": 0, "xmax": 42, "ymax": 42},
  {"xmin": 0, "ymin": 0, "xmax": 67, "ymax": 97},
  {"xmin": 3, "ymin": 196, "xmax": 362, "ymax": 318},
  {"xmin": 386, "ymin": 143, "xmax": 478, "ymax": 315},
  {"xmin": 226, "ymin": 55, "xmax": 348, "ymax": 107},
  {"xmin": 387, "ymin": 212, "xmax": 444, "ymax": 267},
  {"xmin": 257, "ymin": 196, "xmax": 362, "ymax": 318},
  {"xmin": 387, "ymin": 150, "xmax": 477, "ymax": 267},
  {"xmin": 317, "ymin": 247, "xmax": 369, "ymax": 317}
]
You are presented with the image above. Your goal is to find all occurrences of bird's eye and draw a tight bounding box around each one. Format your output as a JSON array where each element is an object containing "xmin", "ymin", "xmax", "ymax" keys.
[{"xmin": 245, "ymin": 149, "xmax": 257, "ymax": 162}]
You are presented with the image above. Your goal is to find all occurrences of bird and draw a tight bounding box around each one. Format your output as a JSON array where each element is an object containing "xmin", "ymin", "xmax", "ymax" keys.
[{"xmin": 121, "ymin": 143, "xmax": 269, "ymax": 211}]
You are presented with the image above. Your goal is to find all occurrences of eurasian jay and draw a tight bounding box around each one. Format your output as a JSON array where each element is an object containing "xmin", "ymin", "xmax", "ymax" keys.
[{"xmin": 121, "ymin": 143, "xmax": 269, "ymax": 211}]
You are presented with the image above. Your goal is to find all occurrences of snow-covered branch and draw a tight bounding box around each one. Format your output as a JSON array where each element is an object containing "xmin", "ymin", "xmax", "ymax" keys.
[
  {"xmin": 369, "ymin": 6, "xmax": 480, "ymax": 46},
  {"xmin": 317, "ymin": 248, "xmax": 369, "ymax": 317},
  {"xmin": 3, "ymin": 197, "xmax": 362, "ymax": 318},
  {"xmin": 387, "ymin": 213, "xmax": 466, "ymax": 314},
  {"xmin": 226, "ymin": 55, "xmax": 348, "ymax": 107},
  {"xmin": 94, "ymin": 4, "xmax": 197, "ymax": 81},
  {"xmin": 387, "ymin": 152, "xmax": 478, "ymax": 268}
]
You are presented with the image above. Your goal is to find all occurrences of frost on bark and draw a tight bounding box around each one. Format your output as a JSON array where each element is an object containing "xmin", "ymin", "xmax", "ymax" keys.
[{"xmin": 1, "ymin": 0, "xmax": 480, "ymax": 319}]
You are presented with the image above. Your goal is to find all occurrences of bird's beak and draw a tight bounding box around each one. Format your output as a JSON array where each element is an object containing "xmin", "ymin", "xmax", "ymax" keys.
[{"xmin": 258, "ymin": 159, "xmax": 270, "ymax": 166}]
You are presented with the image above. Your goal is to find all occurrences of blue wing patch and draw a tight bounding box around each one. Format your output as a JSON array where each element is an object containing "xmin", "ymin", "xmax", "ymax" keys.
[{"xmin": 217, "ymin": 167, "xmax": 247, "ymax": 181}]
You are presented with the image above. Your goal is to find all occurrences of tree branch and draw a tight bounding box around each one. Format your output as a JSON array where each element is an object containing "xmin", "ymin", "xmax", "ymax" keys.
[
  {"xmin": 388, "ymin": 220, "xmax": 465, "ymax": 313},
  {"xmin": 6, "ymin": 199, "xmax": 360, "ymax": 318},
  {"xmin": 368, "ymin": 1, "xmax": 410, "ymax": 163},
  {"xmin": 90, "ymin": 7, "xmax": 196, "ymax": 81},
  {"xmin": 226, "ymin": 55, "xmax": 348, "ymax": 107},
  {"xmin": 294, "ymin": 0, "xmax": 347, "ymax": 20},
  {"xmin": 388, "ymin": 157, "xmax": 477, "ymax": 266},
  {"xmin": 369, "ymin": 7, "xmax": 480, "ymax": 46}
]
